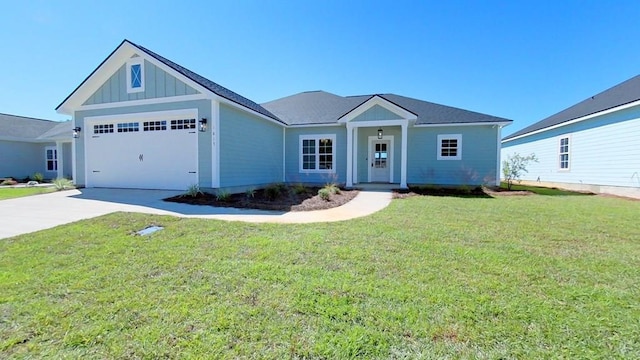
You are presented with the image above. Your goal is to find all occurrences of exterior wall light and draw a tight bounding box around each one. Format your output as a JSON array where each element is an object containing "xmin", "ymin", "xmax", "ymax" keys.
[
  {"xmin": 199, "ymin": 118, "xmax": 208, "ymax": 132},
  {"xmin": 73, "ymin": 127, "xmax": 82, "ymax": 138},
  {"xmin": 377, "ymin": 128, "xmax": 383, "ymax": 139}
]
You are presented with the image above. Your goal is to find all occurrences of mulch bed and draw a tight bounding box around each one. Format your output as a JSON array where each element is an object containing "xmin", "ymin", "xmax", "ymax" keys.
[
  {"xmin": 165, "ymin": 187, "xmax": 359, "ymax": 212},
  {"xmin": 392, "ymin": 186, "xmax": 535, "ymax": 199}
]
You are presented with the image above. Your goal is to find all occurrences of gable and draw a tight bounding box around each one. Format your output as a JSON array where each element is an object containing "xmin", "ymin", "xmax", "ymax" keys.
[
  {"xmin": 83, "ymin": 60, "xmax": 199, "ymax": 106},
  {"xmin": 351, "ymin": 104, "xmax": 404, "ymax": 122}
]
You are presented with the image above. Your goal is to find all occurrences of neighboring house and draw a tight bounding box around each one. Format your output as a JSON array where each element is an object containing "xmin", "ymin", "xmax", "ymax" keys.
[
  {"xmin": 56, "ymin": 39, "xmax": 512, "ymax": 191},
  {"xmin": 0, "ymin": 113, "xmax": 72, "ymax": 180},
  {"xmin": 502, "ymin": 75, "xmax": 640, "ymax": 198}
]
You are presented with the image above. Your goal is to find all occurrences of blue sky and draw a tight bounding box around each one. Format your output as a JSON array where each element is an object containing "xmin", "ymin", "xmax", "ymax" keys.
[{"xmin": 1, "ymin": 0, "xmax": 639, "ymax": 136}]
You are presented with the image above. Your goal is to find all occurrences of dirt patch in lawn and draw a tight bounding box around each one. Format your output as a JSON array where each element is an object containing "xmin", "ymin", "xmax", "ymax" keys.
[
  {"xmin": 392, "ymin": 186, "xmax": 535, "ymax": 199},
  {"xmin": 165, "ymin": 186, "xmax": 359, "ymax": 212}
]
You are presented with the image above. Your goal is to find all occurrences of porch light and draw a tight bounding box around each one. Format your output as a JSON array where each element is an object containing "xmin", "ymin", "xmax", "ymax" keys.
[
  {"xmin": 377, "ymin": 128, "xmax": 383, "ymax": 139},
  {"xmin": 199, "ymin": 118, "xmax": 208, "ymax": 132},
  {"xmin": 72, "ymin": 127, "xmax": 81, "ymax": 138}
]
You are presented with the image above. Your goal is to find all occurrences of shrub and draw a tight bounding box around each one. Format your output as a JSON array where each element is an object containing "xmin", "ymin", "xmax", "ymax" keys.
[
  {"xmin": 318, "ymin": 188, "xmax": 331, "ymax": 201},
  {"xmin": 292, "ymin": 183, "xmax": 307, "ymax": 194},
  {"xmin": 323, "ymin": 183, "xmax": 340, "ymax": 195},
  {"xmin": 265, "ymin": 183, "xmax": 287, "ymax": 201},
  {"xmin": 184, "ymin": 184, "xmax": 203, "ymax": 198},
  {"xmin": 502, "ymin": 153, "xmax": 538, "ymax": 190},
  {"xmin": 245, "ymin": 188, "xmax": 256, "ymax": 199},
  {"xmin": 33, "ymin": 172, "xmax": 44, "ymax": 182},
  {"xmin": 215, "ymin": 190, "xmax": 231, "ymax": 202},
  {"xmin": 53, "ymin": 178, "xmax": 74, "ymax": 191}
]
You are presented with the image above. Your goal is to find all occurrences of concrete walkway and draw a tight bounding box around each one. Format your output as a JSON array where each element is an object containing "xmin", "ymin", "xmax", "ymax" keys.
[{"xmin": 0, "ymin": 188, "xmax": 392, "ymax": 240}]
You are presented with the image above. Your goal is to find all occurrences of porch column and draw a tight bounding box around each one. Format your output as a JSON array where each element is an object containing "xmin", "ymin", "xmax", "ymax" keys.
[
  {"xmin": 56, "ymin": 141, "xmax": 64, "ymax": 180},
  {"xmin": 346, "ymin": 124, "xmax": 354, "ymax": 187},
  {"xmin": 353, "ymin": 127, "xmax": 358, "ymax": 185},
  {"xmin": 400, "ymin": 123, "xmax": 408, "ymax": 188}
]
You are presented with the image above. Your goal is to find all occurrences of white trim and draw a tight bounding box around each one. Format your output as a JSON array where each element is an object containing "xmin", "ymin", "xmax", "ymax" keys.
[
  {"xmin": 282, "ymin": 127, "xmax": 286, "ymax": 182},
  {"xmin": 44, "ymin": 145, "xmax": 58, "ymax": 174},
  {"xmin": 211, "ymin": 100, "xmax": 220, "ymax": 188},
  {"xmin": 558, "ymin": 135, "xmax": 571, "ymax": 171},
  {"xmin": 72, "ymin": 114, "xmax": 77, "ymax": 184},
  {"xmin": 367, "ymin": 135, "xmax": 394, "ymax": 183},
  {"xmin": 126, "ymin": 58, "xmax": 145, "ymax": 93},
  {"xmin": 437, "ymin": 134, "xmax": 462, "ymax": 161},
  {"xmin": 214, "ymin": 96, "xmax": 285, "ymax": 127},
  {"xmin": 338, "ymin": 95, "xmax": 417, "ymax": 123},
  {"xmin": 298, "ymin": 134, "xmax": 337, "ymax": 173},
  {"xmin": 77, "ymin": 94, "xmax": 208, "ymax": 111},
  {"xmin": 400, "ymin": 123, "xmax": 408, "ymax": 188},
  {"xmin": 287, "ymin": 123, "xmax": 343, "ymax": 128},
  {"xmin": 353, "ymin": 127, "xmax": 358, "ymax": 185},
  {"xmin": 415, "ymin": 121, "xmax": 511, "ymax": 128},
  {"xmin": 346, "ymin": 125, "xmax": 353, "ymax": 187},
  {"xmin": 502, "ymin": 99, "xmax": 640, "ymax": 143},
  {"xmin": 495, "ymin": 126, "xmax": 502, "ymax": 186},
  {"xmin": 56, "ymin": 141, "xmax": 64, "ymax": 179}
]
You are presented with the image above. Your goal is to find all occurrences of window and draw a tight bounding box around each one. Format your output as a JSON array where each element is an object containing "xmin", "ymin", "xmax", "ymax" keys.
[
  {"xmin": 559, "ymin": 137, "xmax": 570, "ymax": 170},
  {"xmin": 299, "ymin": 135, "xmax": 336, "ymax": 172},
  {"xmin": 117, "ymin": 122, "xmax": 139, "ymax": 133},
  {"xmin": 143, "ymin": 121, "xmax": 167, "ymax": 131},
  {"xmin": 437, "ymin": 134, "xmax": 462, "ymax": 160},
  {"xmin": 170, "ymin": 119, "xmax": 196, "ymax": 130},
  {"xmin": 45, "ymin": 147, "xmax": 57, "ymax": 172},
  {"xmin": 93, "ymin": 124, "xmax": 114, "ymax": 134},
  {"xmin": 126, "ymin": 59, "xmax": 145, "ymax": 93}
]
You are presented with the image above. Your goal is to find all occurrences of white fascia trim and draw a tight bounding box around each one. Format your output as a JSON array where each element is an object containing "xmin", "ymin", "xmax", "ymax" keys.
[
  {"xmin": 287, "ymin": 123, "xmax": 343, "ymax": 128},
  {"xmin": 415, "ymin": 121, "xmax": 512, "ymax": 128},
  {"xmin": 77, "ymin": 94, "xmax": 208, "ymax": 112},
  {"xmin": 346, "ymin": 119, "xmax": 409, "ymax": 128},
  {"xmin": 339, "ymin": 95, "xmax": 417, "ymax": 123},
  {"xmin": 502, "ymin": 99, "xmax": 640, "ymax": 144},
  {"xmin": 0, "ymin": 136, "xmax": 48, "ymax": 143},
  {"xmin": 84, "ymin": 108, "xmax": 198, "ymax": 124}
]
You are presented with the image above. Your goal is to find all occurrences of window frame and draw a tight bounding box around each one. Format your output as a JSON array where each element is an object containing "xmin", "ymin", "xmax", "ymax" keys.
[
  {"xmin": 437, "ymin": 134, "xmax": 462, "ymax": 160},
  {"xmin": 559, "ymin": 136, "xmax": 570, "ymax": 170},
  {"xmin": 298, "ymin": 134, "xmax": 336, "ymax": 173},
  {"xmin": 45, "ymin": 146, "xmax": 58, "ymax": 173},
  {"xmin": 126, "ymin": 58, "xmax": 145, "ymax": 93}
]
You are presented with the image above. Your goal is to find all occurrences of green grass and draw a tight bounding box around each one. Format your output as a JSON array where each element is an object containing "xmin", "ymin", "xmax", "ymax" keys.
[
  {"xmin": 1, "ymin": 194, "xmax": 639, "ymax": 358},
  {"xmin": 0, "ymin": 187, "xmax": 56, "ymax": 200},
  {"xmin": 500, "ymin": 182, "xmax": 594, "ymax": 196}
]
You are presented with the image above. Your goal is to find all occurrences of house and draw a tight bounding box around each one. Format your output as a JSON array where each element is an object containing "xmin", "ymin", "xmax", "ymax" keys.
[
  {"xmin": 0, "ymin": 113, "xmax": 72, "ymax": 180},
  {"xmin": 501, "ymin": 75, "xmax": 640, "ymax": 198},
  {"xmin": 56, "ymin": 40, "xmax": 512, "ymax": 191}
]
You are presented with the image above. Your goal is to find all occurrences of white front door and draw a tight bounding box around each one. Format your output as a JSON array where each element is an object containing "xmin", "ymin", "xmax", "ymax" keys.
[{"xmin": 370, "ymin": 140, "xmax": 391, "ymax": 182}]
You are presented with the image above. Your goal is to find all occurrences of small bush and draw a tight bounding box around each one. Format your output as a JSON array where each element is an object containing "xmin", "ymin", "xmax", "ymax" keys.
[
  {"xmin": 33, "ymin": 172, "xmax": 44, "ymax": 182},
  {"xmin": 184, "ymin": 184, "xmax": 203, "ymax": 198},
  {"xmin": 265, "ymin": 183, "xmax": 287, "ymax": 201},
  {"xmin": 1, "ymin": 179, "xmax": 17, "ymax": 186},
  {"xmin": 53, "ymin": 178, "xmax": 74, "ymax": 191},
  {"xmin": 292, "ymin": 183, "xmax": 307, "ymax": 194},
  {"xmin": 323, "ymin": 183, "xmax": 341, "ymax": 195},
  {"xmin": 318, "ymin": 188, "xmax": 331, "ymax": 201},
  {"xmin": 245, "ymin": 188, "xmax": 256, "ymax": 199},
  {"xmin": 216, "ymin": 190, "xmax": 231, "ymax": 202}
]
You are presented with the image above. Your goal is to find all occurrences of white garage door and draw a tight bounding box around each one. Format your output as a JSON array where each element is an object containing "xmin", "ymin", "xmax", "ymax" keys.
[{"xmin": 85, "ymin": 117, "xmax": 198, "ymax": 190}]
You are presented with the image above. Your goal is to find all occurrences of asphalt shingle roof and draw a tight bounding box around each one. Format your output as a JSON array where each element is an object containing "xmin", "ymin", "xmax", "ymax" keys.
[
  {"xmin": 0, "ymin": 113, "xmax": 61, "ymax": 140},
  {"xmin": 504, "ymin": 75, "xmax": 640, "ymax": 141}
]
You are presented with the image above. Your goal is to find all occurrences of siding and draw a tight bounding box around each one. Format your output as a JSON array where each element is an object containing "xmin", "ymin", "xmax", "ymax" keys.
[
  {"xmin": 351, "ymin": 105, "xmax": 403, "ymax": 122},
  {"xmin": 219, "ymin": 104, "xmax": 284, "ymax": 188},
  {"xmin": 407, "ymin": 125, "xmax": 499, "ymax": 185},
  {"xmin": 0, "ymin": 141, "xmax": 48, "ymax": 179},
  {"xmin": 83, "ymin": 60, "xmax": 199, "ymax": 105},
  {"xmin": 284, "ymin": 126, "xmax": 347, "ymax": 184},
  {"xmin": 502, "ymin": 106, "xmax": 640, "ymax": 188}
]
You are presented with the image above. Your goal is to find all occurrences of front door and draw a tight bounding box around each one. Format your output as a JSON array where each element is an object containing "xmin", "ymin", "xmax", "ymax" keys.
[{"xmin": 370, "ymin": 140, "xmax": 391, "ymax": 182}]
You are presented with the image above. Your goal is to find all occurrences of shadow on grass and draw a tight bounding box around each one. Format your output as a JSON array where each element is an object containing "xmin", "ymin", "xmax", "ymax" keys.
[{"xmin": 500, "ymin": 183, "xmax": 595, "ymax": 196}]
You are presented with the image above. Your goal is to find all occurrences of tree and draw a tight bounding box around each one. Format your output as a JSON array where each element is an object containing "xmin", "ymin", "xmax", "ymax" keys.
[{"xmin": 502, "ymin": 153, "xmax": 538, "ymax": 190}]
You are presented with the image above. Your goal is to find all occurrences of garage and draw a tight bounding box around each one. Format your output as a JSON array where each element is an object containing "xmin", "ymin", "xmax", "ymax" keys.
[{"xmin": 85, "ymin": 113, "xmax": 198, "ymax": 190}]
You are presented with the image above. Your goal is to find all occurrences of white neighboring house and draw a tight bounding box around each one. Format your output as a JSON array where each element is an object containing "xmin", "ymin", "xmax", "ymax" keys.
[{"xmin": 501, "ymin": 75, "xmax": 640, "ymax": 199}]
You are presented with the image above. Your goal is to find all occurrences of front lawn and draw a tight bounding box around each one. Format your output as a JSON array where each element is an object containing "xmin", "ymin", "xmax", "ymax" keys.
[
  {"xmin": 0, "ymin": 186, "xmax": 56, "ymax": 200},
  {"xmin": 1, "ymin": 194, "xmax": 639, "ymax": 358}
]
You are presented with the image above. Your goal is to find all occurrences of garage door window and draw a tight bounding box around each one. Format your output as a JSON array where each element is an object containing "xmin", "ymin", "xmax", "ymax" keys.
[
  {"xmin": 94, "ymin": 124, "xmax": 114, "ymax": 134},
  {"xmin": 117, "ymin": 122, "xmax": 139, "ymax": 133},
  {"xmin": 170, "ymin": 119, "xmax": 196, "ymax": 130},
  {"xmin": 143, "ymin": 121, "xmax": 167, "ymax": 131}
]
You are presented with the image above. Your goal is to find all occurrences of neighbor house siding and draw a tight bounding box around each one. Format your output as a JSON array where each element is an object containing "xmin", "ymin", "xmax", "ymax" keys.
[
  {"xmin": 83, "ymin": 60, "xmax": 199, "ymax": 105},
  {"xmin": 0, "ymin": 141, "xmax": 48, "ymax": 179},
  {"xmin": 73, "ymin": 99, "xmax": 212, "ymax": 187},
  {"xmin": 407, "ymin": 125, "xmax": 499, "ymax": 185},
  {"xmin": 351, "ymin": 105, "xmax": 403, "ymax": 122},
  {"xmin": 502, "ymin": 105, "xmax": 640, "ymax": 188},
  {"xmin": 218, "ymin": 104, "xmax": 284, "ymax": 189},
  {"xmin": 284, "ymin": 126, "xmax": 346, "ymax": 184}
]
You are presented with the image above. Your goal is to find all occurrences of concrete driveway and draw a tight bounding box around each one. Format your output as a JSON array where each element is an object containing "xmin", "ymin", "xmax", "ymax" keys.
[{"xmin": 0, "ymin": 188, "xmax": 392, "ymax": 240}]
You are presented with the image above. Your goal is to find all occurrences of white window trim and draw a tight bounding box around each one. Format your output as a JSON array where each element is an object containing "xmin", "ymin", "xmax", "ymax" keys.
[
  {"xmin": 299, "ymin": 134, "xmax": 336, "ymax": 173},
  {"xmin": 126, "ymin": 58, "xmax": 145, "ymax": 93},
  {"xmin": 45, "ymin": 146, "xmax": 58, "ymax": 173},
  {"xmin": 437, "ymin": 134, "xmax": 462, "ymax": 160},
  {"xmin": 558, "ymin": 136, "xmax": 570, "ymax": 171}
]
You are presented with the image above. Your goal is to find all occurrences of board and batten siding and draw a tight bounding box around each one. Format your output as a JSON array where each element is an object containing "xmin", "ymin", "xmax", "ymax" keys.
[
  {"xmin": 218, "ymin": 104, "xmax": 284, "ymax": 189},
  {"xmin": 73, "ymin": 99, "xmax": 212, "ymax": 187},
  {"xmin": 351, "ymin": 104, "xmax": 403, "ymax": 122},
  {"xmin": 407, "ymin": 125, "xmax": 500, "ymax": 186},
  {"xmin": 284, "ymin": 126, "xmax": 346, "ymax": 185},
  {"xmin": 502, "ymin": 105, "xmax": 640, "ymax": 188},
  {"xmin": 83, "ymin": 60, "xmax": 199, "ymax": 105}
]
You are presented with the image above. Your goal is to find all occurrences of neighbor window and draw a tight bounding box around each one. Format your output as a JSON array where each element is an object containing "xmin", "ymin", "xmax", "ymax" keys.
[
  {"xmin": 126, "ymin": 59, "xmax": 145, "ymax": 93},
  {"xmin": 45, "ymin": 146, "xmax": 57, "ymax": 172},
  {"xmin": 299, "ymin": 135, "xmax": 336, "ymax": 172},
  {"xmin": 559, "ymin": 137, "xmax": 570, "ymax": 170},
  {"xmin": 437, "ymin": 134, "xmax": 462, "ymax": 160}
]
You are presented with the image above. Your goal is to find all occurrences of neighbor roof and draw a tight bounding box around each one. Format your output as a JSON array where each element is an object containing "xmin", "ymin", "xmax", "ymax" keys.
[
  {"xmin": 262, "ymin": 91, "xmax": 513, "ymax": 126},
  {"xmin": 504, "ymin": 75, "xmax": 640, "ymax": 141},
  {"xmin": 0, "ymin": 113, "xmax": 62, "ymax": 141}
]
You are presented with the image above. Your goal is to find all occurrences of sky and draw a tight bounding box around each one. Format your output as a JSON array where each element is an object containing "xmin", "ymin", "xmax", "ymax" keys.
[{"xmin": 1, "ymin": 0, "xmax": 639, "ymax": 136}]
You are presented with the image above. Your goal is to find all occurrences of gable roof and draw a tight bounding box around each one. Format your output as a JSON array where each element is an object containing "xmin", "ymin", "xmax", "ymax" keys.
[
  {"xmin": 56, "ymin": 40, "xmax": 282, "ymax": 124},
  {"xmin": 0, "ymin": 113, "xmax": 63, "ymax": 141},
  {"xmin": 504, "ymin": 75, "xmax": 640, "ymax": 141},
  {"xmin": 262, "ymin": 91, "xmax": 512, "ymax": 126}
]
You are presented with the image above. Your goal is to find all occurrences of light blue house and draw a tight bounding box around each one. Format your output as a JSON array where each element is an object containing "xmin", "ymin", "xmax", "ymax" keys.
[
  {"xmin": 0, "ymin": 113, "xmax": 72, "ymax": 180},
  {"xmin": 56, "ymin": 40, "xmax": 511, "ymax": 191},
  {"xmin": 502, "ymin": 75, "xmax": 640, "ymax": 197}
]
